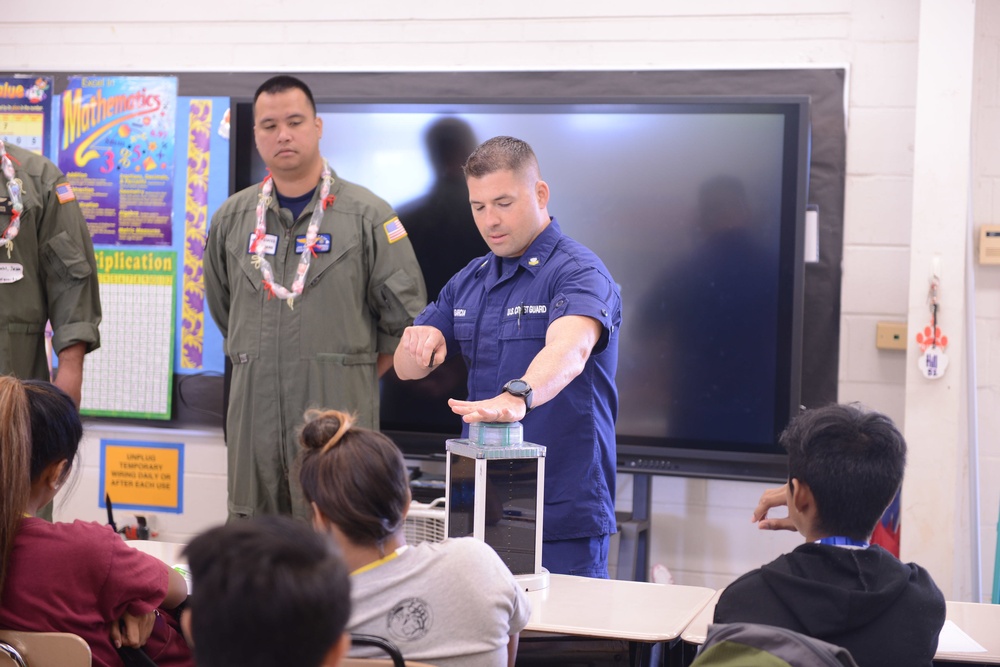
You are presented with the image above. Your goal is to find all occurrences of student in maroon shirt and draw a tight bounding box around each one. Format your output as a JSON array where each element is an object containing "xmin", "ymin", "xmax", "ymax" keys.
[{"xmin": 0, "ymin": 378, "xmax": 192, "ymax": 667}]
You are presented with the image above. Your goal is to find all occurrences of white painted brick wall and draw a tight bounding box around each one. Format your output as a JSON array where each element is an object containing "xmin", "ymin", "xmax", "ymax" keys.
[
  {"xmin": 55, "ymin": 424, "xmax": 228, "ymax": 544},
  {"xmin": 843, "ymin": 176, "xmax": 914, "ymax": 246},
  {"xmin": 842, "ymin": 246, "xmax": 912, "ymax": 314},
  {"xmin": 20, "ymin": 0, "xmax": 998, "ymax": 595}
]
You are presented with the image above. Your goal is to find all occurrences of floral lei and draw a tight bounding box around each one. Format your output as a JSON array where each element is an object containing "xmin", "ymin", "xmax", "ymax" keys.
[
  {"xmin": 0, "ymin": 139, "xmax": 24, "ymax": 259},
  {"xmin": 250, "ymin": 161, "xmax": 334, "ymax": 309}
]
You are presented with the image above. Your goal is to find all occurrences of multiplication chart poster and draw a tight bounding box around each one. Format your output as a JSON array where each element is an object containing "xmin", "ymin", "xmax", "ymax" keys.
[
  {"xmin": 81, "ymin": 250, "xmax": 176, "ymax": 419},
  {"xmin": 0, "ymin": 75, "xmax": 52, "ymax": 156}
]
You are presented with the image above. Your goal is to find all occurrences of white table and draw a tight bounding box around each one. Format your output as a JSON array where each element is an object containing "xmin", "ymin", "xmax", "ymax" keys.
[
  {"xmin": 679, "ymin": 595, "xmax": 1000, "ymax": 666},
  {"xmin": 933, "ymin": 601, "xmax": 1000, "ymax": 664},
  {"xmin": 523, "ymin": 574, "xmax": 715, "ymax": 666},
  {"xmin": 124, "ymin": 540, "xmax": 187, "ymax": 566},
  {"xmin": 679, "ymin": 589, "xmax": 723, "ymax": 646}
]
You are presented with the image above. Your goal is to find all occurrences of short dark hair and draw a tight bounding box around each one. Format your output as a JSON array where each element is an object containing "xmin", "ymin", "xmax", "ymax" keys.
[
  {"xmin": 298, "ymin": 409, "xmax": 410, "ymax": 549},
  {"xmin": 253, "ymin": 75, "xmax": 317, "ymax": 115},
  {"xmin": 184, "ymin": 516, "xmax": 351, "ymax": 667},
  {"xmin": 463, "ymin": 135, "xmax": 539, "ymax": 179},
  {"xmin": 781, "ymin": 403, "xmax": 906, "ymax": 541}
]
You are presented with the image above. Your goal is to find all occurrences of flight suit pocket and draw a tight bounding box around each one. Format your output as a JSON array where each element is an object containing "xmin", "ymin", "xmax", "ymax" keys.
[
  {"xmin": 40, "ymin": 231, "xmax": 92, "ymax": 281},
  {"xmin": 376, "ymin": 269, "xmax": 422, "ymax": 335},
  {"xmin": 300, "ymin": 238, "xmax": 362, "ymax": 359},
  {"xmin": 226, "ymin": 244, "xmax": 263, "ymax": 361},
  {"xmin": 305, "ymin": 236, "xmax": 359, "ymax": 288},
  {"xmin": 1, "ymin": 321, "xmax": 47, "ymax": 378}
]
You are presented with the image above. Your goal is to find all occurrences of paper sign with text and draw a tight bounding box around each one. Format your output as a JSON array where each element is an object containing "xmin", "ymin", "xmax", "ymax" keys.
[{"xmin": 99, "ymin": 440, "xmax": 184, "ymax": 513}]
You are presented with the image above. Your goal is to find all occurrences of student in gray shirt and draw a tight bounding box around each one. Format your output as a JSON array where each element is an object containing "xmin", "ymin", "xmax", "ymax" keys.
[{"xmin": 298, "ymin": 408, "xmax": 530, "ymax": 667}]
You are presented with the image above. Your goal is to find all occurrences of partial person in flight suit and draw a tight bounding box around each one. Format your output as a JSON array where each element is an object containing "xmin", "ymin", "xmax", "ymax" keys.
[
  {"xmin": 205, "ymin": 76, "xmax": 426, "ymax": 521},
  {"xmin": 0, "ymin": 139, "xmax": 101, "ymax": 408},
  {"xmin": 395, "ymin": 136, "xmax": 621, "ymax": 578}
]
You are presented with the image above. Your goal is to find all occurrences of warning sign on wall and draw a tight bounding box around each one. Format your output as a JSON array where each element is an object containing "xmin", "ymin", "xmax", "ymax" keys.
[{"xmin": 99, "ymin": 440, "xmax": 184, "ymax": 513}]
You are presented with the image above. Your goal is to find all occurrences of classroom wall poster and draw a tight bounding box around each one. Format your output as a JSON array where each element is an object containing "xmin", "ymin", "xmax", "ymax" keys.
[
  {"xmin": 58, "ymin": 76, "xmax": 177, "ymax": 245},
  {"xmin": 181, "ymin": 99, "xmax": 212, "ymax": 369},
  {"xmin": 99, "ymin": 440, "xmax": 184, "ymax": 514},
  {"xmin": 80, "ymin": 250, "xmax": 176, "ymax": 420},
  {"xmin": 0, "ymin": 75, "xmax": 52, "ymax": 156}
]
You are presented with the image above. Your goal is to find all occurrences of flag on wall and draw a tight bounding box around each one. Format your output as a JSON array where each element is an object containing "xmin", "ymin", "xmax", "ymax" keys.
[{"xmin": 871, "ymin": 490, "xmax": 901, "ymax": 557}]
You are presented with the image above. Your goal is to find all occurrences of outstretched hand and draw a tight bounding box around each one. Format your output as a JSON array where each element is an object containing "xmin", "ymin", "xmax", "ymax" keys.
[
  {"xmin": 448, "ymin": 393, "xmax": 526, "ymax": 424},
  {"xmin": 752, "ymin": 484, "xmax": 797, "ymax": 532}
]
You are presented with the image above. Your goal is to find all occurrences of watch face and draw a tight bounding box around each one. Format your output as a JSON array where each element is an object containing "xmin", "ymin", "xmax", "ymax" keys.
[{"xmin": 506, "ymin": 379, "xmax": 530, "ymax": 395}]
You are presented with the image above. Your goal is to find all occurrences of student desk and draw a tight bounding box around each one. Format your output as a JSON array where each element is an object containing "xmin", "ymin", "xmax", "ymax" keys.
[
  {"xmin": 679, "ymin": 594, "xmax": 1000, "ymax": 666},
  {"xmin": 523, "ymin": 574, "xmax": 715, "ymax": 666},
  {"xmin": 934, "ymin": 601, "xmax": 1000, "ymax": 665},
  {"xmin": 129, "ymin": 542, "xmax": 718, "ymax": 666},
  {"xmin": 125, "ymin": 540, "xmax": 187, "ymax": 565}
]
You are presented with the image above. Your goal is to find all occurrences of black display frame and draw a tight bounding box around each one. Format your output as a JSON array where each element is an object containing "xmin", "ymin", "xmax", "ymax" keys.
[
  {"xmin": 231, "ymin": 94, "xmax": 809, "ymax": 482},
  {"xmin": 29, "ymin": 70, "xmax": 845, "ymax": 482}
]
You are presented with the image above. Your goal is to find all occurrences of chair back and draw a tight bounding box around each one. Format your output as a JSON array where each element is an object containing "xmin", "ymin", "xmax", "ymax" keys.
[
  {"xmin": 341, "ymin": 659, "xmax": 437, "ymax": 667},
  {"xmin": 341, "ymin": 661, "xmax": 436, "ymax": 667},
  {"xmin": 347, "ymin": 634, "xmax": 435, "ymax": 667},
  {"xmin": 0, "ymin": 630, "xmax": 91, "ymax": 667}
]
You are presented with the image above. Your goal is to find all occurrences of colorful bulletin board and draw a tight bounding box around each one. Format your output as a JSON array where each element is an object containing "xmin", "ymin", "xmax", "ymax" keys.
[
  {"xmin": 171, "ymin": 97, "xmax": 228, "ymax": 373},
  {"xmin": 49, "ymin": 91, "xmax": 231, "ymax": 378},
  {"xmin": 0, "ymin": 75, "xmax": 53, "ymax": 156},
  {"xmin": 80, "ymin": 250, "xmax": 176, "ymax": 419},
  {"xmin": 58, "ymin": 75, "xmax": 178, "ymax": 245},
  {"xmin": 99, "ymin": 440, "xmax": 184, "ymax": 513},
  {"xmin": 1, "ymin": 72, "xmax": 230, "ymax": 420}
]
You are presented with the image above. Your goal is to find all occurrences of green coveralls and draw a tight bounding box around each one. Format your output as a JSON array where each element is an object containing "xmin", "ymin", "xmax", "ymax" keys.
[
  {"xmin": 0, "ymin": 144, "xmax": 101, "ymax": 381},
  {"xmin": 205, "ymin": 172, "xmax": 426, "ymax": 521}
]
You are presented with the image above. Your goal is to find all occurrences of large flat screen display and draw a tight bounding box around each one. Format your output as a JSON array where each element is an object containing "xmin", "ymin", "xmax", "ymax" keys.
[{"xmin": 232, "ymin": 98, "xmax": 808, "ymax": 481}]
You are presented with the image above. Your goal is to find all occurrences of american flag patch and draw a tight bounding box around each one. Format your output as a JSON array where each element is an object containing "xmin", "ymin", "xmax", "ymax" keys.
[
  {"xmin": 55, "ymin": 182, "xmax": 75, "ymax": 204},
  {"xmin": 383, "ymin": 217, "xmax": 408, "ymax": 244}
]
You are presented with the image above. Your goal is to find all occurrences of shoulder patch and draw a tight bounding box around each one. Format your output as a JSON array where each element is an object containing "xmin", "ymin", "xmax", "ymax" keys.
[
  {"xmin": 383, "ymin": 216, "xmax": 408, "ymax": 244},
  {"xmin": 55, "ymin": 182, "xmax": 76, "ymax": 204}
]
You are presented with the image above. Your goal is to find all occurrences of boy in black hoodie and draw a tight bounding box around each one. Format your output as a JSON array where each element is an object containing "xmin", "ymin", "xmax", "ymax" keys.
[{"xmin": 713, "ymin": 403, "xmax": 945, "ymax": 667}]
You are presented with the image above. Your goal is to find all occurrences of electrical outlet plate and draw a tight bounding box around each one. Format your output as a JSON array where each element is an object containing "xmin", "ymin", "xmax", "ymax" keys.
[
  {"xmin": 980, "ymin": 225, "xmax": 1000, "ymax": 265},
  {"xmin": 876, "ymin": 322, "xmax": 908, "ymax": 350}
]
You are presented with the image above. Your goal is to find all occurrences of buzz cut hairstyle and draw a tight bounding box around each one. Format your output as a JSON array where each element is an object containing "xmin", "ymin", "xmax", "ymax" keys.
[
  {"xmin": 183, "ymin": 515, "xmax": 351, "ymax": 667},
  {"xmin": 463, "ymin": 135, "xmax": 539, "ymax": 179},
  {"xmin": 253, "ymin": 75, "xmax": 317, "ymax": 116},
  {"xmin": 780, "ymin": 403, "xmax": 907, "ymax": 542}
]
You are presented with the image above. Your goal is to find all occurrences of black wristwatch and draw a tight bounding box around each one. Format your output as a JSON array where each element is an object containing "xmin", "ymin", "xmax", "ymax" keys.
[{"xmin": 502, "ymin": 379, "xmax": 533, "ymax": 414}]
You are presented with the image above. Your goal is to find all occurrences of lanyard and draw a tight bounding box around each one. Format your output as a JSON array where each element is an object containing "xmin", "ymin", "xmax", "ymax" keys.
[
  {"xmin": 351, "ymin": 545, "xmax": 409, "ymax": 576},
  {"xmin": 816, "ymin": 536, "xmax": 870, "ymax": 548}
]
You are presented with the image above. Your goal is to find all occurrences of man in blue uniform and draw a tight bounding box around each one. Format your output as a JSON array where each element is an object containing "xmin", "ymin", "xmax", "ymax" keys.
[{"xmin": 394, "ymin": 136, "xmax": 621, "ymax": 577}]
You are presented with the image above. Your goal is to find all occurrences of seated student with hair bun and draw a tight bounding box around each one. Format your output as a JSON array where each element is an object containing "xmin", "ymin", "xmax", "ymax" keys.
[
  {"xmin": 298, "ymin": 409, "xmax": 530, "ymax": 667},
  {"xmin": 0, "ymin": 377, "xmax": 193, "ymax": 667}
]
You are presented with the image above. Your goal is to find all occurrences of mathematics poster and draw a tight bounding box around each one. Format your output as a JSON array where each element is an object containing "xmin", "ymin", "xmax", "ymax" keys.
[
  {"xmin": 58, "ymin": 76, "xmax": 177, "ymax": 245},
  {"xmin": 0, "ymin": 75, "xmax": 53, "ymax": 156}
]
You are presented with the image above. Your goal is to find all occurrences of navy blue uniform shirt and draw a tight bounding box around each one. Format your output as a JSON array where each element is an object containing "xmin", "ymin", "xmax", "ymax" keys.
[{"xmin": 415, "ymin": 219, "xmax": 621, "ymax": 541}]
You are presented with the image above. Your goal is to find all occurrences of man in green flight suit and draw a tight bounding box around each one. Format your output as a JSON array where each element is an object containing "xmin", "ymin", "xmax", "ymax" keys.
[
  {"xmin": 205, "ymin": 76, "xmax": 426, "ymax": 522},
  {"xmin": 0, "ymin": 140, "xmax": 101, "ymax": 408}
]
